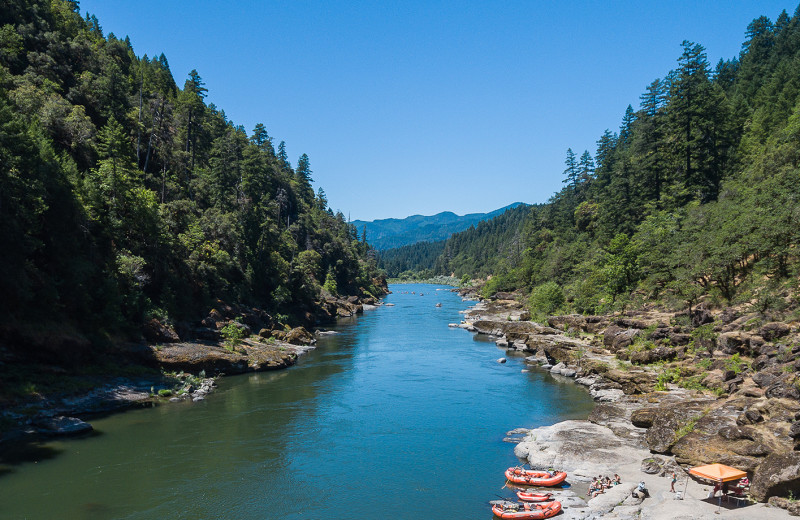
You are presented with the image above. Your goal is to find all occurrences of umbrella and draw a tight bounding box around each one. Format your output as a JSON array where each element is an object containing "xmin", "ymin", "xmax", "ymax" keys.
[
  {"xmin": 689, "ymin": 464, "xmax": 747, "ymax": 482},
  {"xmin": 689, "ymin": 463, "xmax": 748, "ymax": 513}
]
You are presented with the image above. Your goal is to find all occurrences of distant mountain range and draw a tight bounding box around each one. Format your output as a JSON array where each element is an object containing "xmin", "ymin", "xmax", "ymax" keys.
[{"xmin": 353, "ymin": 203, "xmax": 525, "ymax": 250}]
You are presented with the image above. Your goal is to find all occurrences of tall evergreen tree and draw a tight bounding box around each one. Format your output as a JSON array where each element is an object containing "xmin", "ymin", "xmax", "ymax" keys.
[{"xmin": 562, "ymin": 148, "xmax": 578, "ymax": 190}]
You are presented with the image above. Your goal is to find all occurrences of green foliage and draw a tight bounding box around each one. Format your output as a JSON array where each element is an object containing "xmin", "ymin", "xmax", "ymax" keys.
[
  {"xmin": 696, "ymin": 358, "xmax": 713, "ymax": 370},
  {"xmin": 751, "ymin": 284, "xmax": 787, "ymax": 318},
  {"xmin": 378, "ymin": 204, "xmax": 531, "ymax": 278},
  {"xmin": 369, "ymin": 10, "xmax": 800, "ymax": 319},
  {"xmin": 362, "ymin": 203, "xmax": 526, "ymax": 251},
  {"xmin": 675, "ymin": 417, "xmax": 698, "ymax": 440},
  {"xmin": 655, "ymin": 365, "xmax": 681, "ymax": 390},
  {"xmin": 630, "ymin": 339, "xmax": 656, "ymax": 354},
  {"xmin": 323, "ymin": 267, "xmax": 338, "ymax": 295},
  {"xmin": 724, "ymin": 353, "xmax": 750, "ymax": 374},
  {"xmin": 478, "ymin": 270, "xmax": 518, "ymax": 299},
  {"xmin": 691, "ymin": 324, "xmax": 718, "ymax": 354},
  {"xmin": 0, "ymin": 1, "xmax": 386, "ymax": 353},
  {"xmin": 599, "ymin": 234, "xmax": 640, "ymax": 303},
  {"xmin": 528, "ymin": 281, "xmax": 565, "ymax": 319},
  {"xmin": 220, "ymin": 322, "xmax": 247, "ymax": 348}
]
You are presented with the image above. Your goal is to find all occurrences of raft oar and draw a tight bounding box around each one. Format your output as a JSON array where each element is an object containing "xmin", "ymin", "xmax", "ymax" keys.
[{"xmin": 502, "ymin": 465, "xmax": 521, "ymax": 488}]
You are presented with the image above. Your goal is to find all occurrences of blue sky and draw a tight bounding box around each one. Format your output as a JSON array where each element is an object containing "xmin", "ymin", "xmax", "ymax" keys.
[{"xmin": 79, "ymin": 1, "xmax": 794, "ymax": 221}]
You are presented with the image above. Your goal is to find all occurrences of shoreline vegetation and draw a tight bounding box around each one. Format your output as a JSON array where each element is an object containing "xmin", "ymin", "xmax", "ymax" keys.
[
  {"xmin": 0, "ymin": 290, "xmax": 386, "ymax": 444},
  {"xmin": 386, "ymin": 274, "xmax": 463, "ymax": 285},
  {"xmin": 456, "ymin": 285, "xmax": 800, "ymax": 517},
  {"xmin": 0, "ymin": 1, "xmax": 389, "ymax": 442}
]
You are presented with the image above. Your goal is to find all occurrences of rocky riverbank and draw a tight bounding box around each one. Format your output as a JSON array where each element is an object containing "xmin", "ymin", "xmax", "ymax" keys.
[
  {"xmin": 0, "ymin": 293, "xmax": 384, "ymax": 446},
  {"xmin": 457, "ymin": 291, "xmax": 800, "ymax": 518}
]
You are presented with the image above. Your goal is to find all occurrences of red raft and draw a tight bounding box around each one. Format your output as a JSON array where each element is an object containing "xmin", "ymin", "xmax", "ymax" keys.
[
  {"xmin": 516, "ymin": 491, "xmax": 554, "ymax": 502},
  {"xmin": 504, "ymin": 468, "xmax": 567, "ymax": 487},
  {"xmin": 492, "ymin": 500, "xmax": 562, "ymax": 519}
]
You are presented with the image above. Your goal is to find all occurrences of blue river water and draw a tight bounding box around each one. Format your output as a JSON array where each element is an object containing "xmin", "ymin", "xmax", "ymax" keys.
[{"xmin": 0, "ymin": 284, "xmax": 594, "ymax": 519}]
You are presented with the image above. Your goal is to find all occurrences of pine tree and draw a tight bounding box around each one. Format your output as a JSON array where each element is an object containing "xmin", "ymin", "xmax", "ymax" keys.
[
  {"xmin": 577, "ymin": 150, "xmax": 595, "ymax": 185},
  {"xmin": 619, "ymin": 105, "xmax": 636, "ymax": 146},
  {"xmin": 180, "ymin": 69, "xmax": 208, "ymax": 191},
  {"xmin": 635, "ymin": 79, "xmax": 668, "ymax": 207},
  {"xmin": 666, "ymin": 41, "xmax": 732, "ymax": 202},
  {"xmin": 277, "ymin": 141, "xmax": 291, "ymax": 172},
  {"xmin": 251, "ymin": 123, "xmax": 275, "ymax": 156},
  {"xmin": 592, "ymin": 129, "xmax": 617, "ymax": 194},
  {"xmin": 562, "ymin": 148, "xmax": 578, "ymax": 190},
  {"xmin": 295, "ymin": 153, "xmax": 314, "ymax": 201}
]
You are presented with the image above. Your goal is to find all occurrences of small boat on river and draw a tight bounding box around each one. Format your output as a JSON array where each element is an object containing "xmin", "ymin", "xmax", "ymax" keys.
[
  {"xmin": 491, "ymin": 500, "xmax": 562, "ymax": 519},
  {"xmin": 516, "ymin": 491, "xmax": 554, "ymax": 502},
  {"xmin": 504, "ymin": 468, "xmax": 567, "ymax": 487}
]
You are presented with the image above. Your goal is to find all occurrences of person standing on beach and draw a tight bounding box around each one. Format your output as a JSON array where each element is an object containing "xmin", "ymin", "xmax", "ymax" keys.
[{"xmin": 670, "ymin": 472, "xmax": 677, "ymax": 492}]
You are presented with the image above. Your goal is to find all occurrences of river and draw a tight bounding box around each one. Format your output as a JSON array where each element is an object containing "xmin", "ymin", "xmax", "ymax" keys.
[{"xmin": 0, "ymin": 284, "xmax": 594, "ymax": 519}]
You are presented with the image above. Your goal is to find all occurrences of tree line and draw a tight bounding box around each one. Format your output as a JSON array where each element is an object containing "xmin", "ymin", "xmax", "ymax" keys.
[
  {"xmin": 0, "ymin": 0, "xmax": 384, "ymax": 346},
  {"xmin": 386, "ymin": 6, "xmax": 800, "ymax": 316}
]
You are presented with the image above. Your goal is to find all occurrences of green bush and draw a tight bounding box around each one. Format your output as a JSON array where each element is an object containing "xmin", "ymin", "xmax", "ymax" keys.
[
  {"xmin": 480, "ymin": 271, "xmax": 518, "ymax": 299},
  {"xmin": 724, "ymin": 353, "xmax": 750, "ymax": 374},
  {"xmin": 528, "ymin": 281, "xmax": 565, "ymax": 318},
  {"xmin": 691, "ymin": 323, "xmax": 718, "ymax": 354},
  {"xmin": 221, "ymin": 322, "xmax": 247, "ymax": 347},
  {"xmin": 696, "ymin": 358, "xmax": 713, "ymax": 370},
  {"xmin": 323, "ymin": 267, "xmax": 338, "ymax": 295},
  {"xmin": 655, "ymin": 365, "xmax": 681, "ymax": 390}
]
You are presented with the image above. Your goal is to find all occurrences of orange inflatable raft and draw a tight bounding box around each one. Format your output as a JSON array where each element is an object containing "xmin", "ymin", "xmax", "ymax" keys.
[
  {"xmin": 516, "ymin": 491, "xmax": 554, "ymax": 502},
  {"xmin": 492, "ymin": 500, "xmax": 562, "ymax": 519},
  {"xmin": 504, "ymin": 468, "xmax": 567, "ymax": 487}
]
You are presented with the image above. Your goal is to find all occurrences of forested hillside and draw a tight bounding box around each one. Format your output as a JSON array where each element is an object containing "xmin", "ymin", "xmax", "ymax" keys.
[
  {"xmin": 353, "ymin": 202, "xmax": 523, "ymax": 250},
  {"xmin": 0, "ymin": 0, "xmax": 385, "ymax": 351},
  {"xmin": 430, "ymin": 7, "xmax": 800, "ymax": 315},
  {"xmin": 377, "ymin": 204, "xmax": 531, "ymax": 278},
  {"xmin": 378, "ymin": 240, "xmax": 445, "ymax": 279}
]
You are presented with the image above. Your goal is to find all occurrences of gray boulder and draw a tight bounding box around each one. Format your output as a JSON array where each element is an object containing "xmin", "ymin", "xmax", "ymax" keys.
[
  {"xmin": 759, "ymin": 322, "xmax": 791, "ymax": 342},
  {"xmin": 751, "ymin": 451, "xmax": 800, "ymax": 502},
  {"xmin": 34, "ymin": 416, "xmax": 93, "ymax": 436}
]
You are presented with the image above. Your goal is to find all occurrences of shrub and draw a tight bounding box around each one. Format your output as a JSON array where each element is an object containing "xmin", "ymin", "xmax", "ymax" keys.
[
  {"xmin": 480, "ymin": 271, "xmax": 518, "ymax": 299},
  {"xmin": 323, "ymin": 267, "xmax": 338, "ymax": 295},
  {"xmin": 655, "ymin": 365, "xmax": 681, "ymax": 390},
  {"xmin": 751, "ymin": 286, "xmax": 786, "ymax": 318},
  {"xmin": 724, "ymin": 353, "xmax": 749, "ymax": 374},
  {"xmin": 691, "ymin": 323, "xmax": 718, "ymax": 354},
  {"xmin": 675, "ymin": 417, "xmax": 697, "ymax": 440},
  {"xmin": 221, "ymin": 322, "xmax": 247, "ymax": 348},
  {"xmin": 528, "ymin": 281, "xmax": 565, "ymax": 318},
  {"xmin": 696, "ymin": 358, "xmax": 713, "ymax": 370}
]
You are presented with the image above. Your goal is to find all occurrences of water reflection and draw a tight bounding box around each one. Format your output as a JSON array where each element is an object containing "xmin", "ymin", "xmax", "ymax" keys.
[{"xmin": 0, "ymin": 284, "xmax": 594, "ymax": 520}]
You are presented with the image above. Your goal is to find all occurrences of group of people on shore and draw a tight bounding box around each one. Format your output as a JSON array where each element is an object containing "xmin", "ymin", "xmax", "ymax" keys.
[
  {"xmin": 587, "ymin": 474, "xmax": 621, "ymax": 497},
  {"xmin": 709, "ymin": 476, "xmax": 749, "ymax": 499}
]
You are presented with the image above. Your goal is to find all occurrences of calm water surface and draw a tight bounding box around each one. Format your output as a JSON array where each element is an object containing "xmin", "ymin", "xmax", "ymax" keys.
[{"xmin": 0, "ymin": 284, "xmax": 594, "ymax": 519}]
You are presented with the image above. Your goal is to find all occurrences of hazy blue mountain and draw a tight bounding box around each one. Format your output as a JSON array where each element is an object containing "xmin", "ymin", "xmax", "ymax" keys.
[{"xmin": 353, "ymin": 203, "xmax": 525, "ymax": 250}]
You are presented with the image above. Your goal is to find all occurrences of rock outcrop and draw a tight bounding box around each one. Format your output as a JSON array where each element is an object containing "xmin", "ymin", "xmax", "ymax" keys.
[{"xmin": 465, "ymin": 294, "xmax": 800, "ymax": 508}]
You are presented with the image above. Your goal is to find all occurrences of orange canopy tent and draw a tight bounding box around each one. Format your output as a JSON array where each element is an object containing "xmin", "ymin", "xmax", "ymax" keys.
[{"xmin": 689, "ymin": 463, "xmax": 747, "ymax": 483}]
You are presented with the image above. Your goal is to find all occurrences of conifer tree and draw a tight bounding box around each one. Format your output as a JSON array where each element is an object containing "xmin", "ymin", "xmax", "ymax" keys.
[
  {"xmin": 251, "ymin": 123, "xmax": 275, "ymax": 156},
  {"xmin": 562, "ymin": 148, "xmax": 578, "ymax": 190},
  {"xmin": 277, "ymin": 141, "xmax": 291, "ymax": 172}
]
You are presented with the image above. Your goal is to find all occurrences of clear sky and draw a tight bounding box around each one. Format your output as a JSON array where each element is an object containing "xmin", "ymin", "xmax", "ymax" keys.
[{"xmin": 78, "ymin": 1, "xmax": 795, "ymax": 221}]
